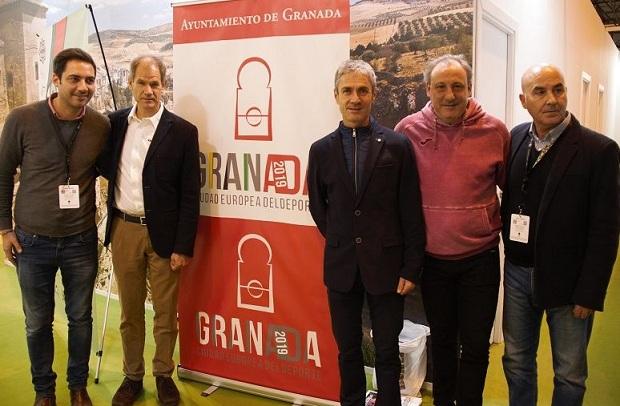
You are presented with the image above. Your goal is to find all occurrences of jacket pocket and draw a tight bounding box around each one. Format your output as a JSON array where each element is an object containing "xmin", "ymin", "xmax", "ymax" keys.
[{"xmin": 423, "ymin": 202, "xmax": 500, "ymax": 256}]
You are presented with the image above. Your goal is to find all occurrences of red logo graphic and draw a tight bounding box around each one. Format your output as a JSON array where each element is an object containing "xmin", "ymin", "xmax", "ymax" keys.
[
  {"xmin": 235, "ymin": 57, "xmax": 272, "ymax": 141},
  {"xmin": 237, "ymin": 234, "xmax": 274, "ymax": 313}
]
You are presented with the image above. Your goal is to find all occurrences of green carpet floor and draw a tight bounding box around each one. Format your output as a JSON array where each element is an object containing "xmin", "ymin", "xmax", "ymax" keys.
[{"xmin": 1, "ymin": 249, "xmax": 618, "ymax": 405}]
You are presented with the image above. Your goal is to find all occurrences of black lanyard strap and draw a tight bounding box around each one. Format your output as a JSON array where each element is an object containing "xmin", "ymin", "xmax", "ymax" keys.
[
  {"xmin": 48, "ymin": 109, "xmax": 82, "ymax": 184},
  {"xmin": 518, "ymin": 137, "xmax": 553, "ymax": 214}
]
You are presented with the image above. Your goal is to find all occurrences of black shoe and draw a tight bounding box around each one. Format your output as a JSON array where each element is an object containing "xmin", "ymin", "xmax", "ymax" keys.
[
  {"xmin": 111, "ymin": 377, "xmax": 143, "ymax": 406},
  {"xmin": 156, "ymin": 376, "xmax": 180, "ymax": 406},
  {"xmin": 33, "ymin": 393, "xmax": 56, "ymax": 406}
]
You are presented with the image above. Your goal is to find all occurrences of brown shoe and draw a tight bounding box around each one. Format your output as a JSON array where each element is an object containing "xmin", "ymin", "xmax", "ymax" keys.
[
  {"xmin": 156, "ymin": 376, "xmax": 180, "ymax": 406},
  {"xmin": 70, "ymin": 388, "xmax": 92, "ymax": 406},
  {"xmin": 33, "ymin": 394, "xmax": 56, "ymax": 406},
  {"xmin": 112, "ymin": 377, "xmax": 143, "ymax": 406}
]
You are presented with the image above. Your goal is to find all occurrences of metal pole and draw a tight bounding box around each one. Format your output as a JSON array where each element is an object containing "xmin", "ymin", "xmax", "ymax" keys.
[
  {"xmin": 94, "ymin": 265, "xmax": 114, "ymax": 384},
  {"xmin": 94, "ymin": 209, "xmax": 113, "ymax": 384},
  {"xmin": 85, "ymin": 4, "xmax": 117, "ymax": 111}
]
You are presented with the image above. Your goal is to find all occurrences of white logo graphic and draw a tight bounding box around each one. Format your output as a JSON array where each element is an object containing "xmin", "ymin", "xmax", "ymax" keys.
[{"xmin": 237, "ymin": 234, "xmax": 274, "ymax": 313}]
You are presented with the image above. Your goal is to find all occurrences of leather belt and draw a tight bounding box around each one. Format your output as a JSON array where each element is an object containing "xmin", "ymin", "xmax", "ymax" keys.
[{"xmin": 113, "ymin": 208, "xmax": 147, "ymax": 225}]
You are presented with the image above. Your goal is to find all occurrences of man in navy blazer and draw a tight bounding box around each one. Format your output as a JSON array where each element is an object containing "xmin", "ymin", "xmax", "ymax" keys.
[
  {"xmin": 501, "ymin": 64, "xmax": 619, "ymax": 406},
  {"xmin": 98, "ymin": 55, "xmax": 200, "ymax": 406},
  {"xmin": 307, "ymin": 59, "xmax": 425, "ymax": 406}
]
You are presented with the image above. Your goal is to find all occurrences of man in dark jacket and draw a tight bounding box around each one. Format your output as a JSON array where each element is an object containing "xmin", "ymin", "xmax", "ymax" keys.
[
  {"xmin": 501, "ymin": 63, "xmax": 619, "ymax": 406},
  {"xmin": 307, "ymin": 59, "xmax": 425, "ymax": 406},
  {"xmin": 98, "ymin": 55, "xmax": 200, "ymax": 406}
]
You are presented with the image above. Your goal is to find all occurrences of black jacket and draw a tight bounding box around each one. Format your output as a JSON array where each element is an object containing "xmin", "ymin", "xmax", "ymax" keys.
[
  {"xmin": 501, "ymin": 116, "xmax": 619, "ymax": 310},
  {"xmin": 307, "ymin": 121, "xmax": 425, "ymax": 294},
  {"xmin": 99, "ymin": 107, "xmax": 200, "ymax": 258}
]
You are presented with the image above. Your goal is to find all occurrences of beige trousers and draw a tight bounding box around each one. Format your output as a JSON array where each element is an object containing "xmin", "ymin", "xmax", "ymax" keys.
[{"xmin": 110, "ymin": 216, "xmax": 179, "ymax": 380}]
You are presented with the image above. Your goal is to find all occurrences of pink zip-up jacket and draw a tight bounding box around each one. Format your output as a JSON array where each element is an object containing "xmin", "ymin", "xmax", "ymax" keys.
[{"xmin": 395, "ymin": 99, "xmax": 510, "ymax": 259}]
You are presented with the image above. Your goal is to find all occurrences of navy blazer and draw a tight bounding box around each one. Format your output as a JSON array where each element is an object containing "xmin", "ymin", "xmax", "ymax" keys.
[
  {"xmin": 501, "ymin": 116, "xmax": 619, "ymax": 310},
  {"xmin": 99, "ymin": 107, "xmax": 200, "ymax": 258},
  {"xmin": 307, "ymin": 121, "xmax": 425, "ymax": 295}
]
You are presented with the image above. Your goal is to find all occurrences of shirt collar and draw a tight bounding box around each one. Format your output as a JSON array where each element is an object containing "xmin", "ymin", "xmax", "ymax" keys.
[
  {"xmin": 127, "ymin": 102, "xmax": 164, "ymax": 127},
  {"xmin": 528, "ymin": 112, "xmax": 571, "ymax": 151},
  {"xmin": 48, "ymin": 92, "xmax": 86, "ymax": 120},
  {"xmin": 338, "ymin": 117, "xmax": 375, "ymax": 138}
]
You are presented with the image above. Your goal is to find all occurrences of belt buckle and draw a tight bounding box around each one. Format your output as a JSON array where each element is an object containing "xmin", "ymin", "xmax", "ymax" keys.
[{"xmin": 139, "ymin": 216, "xmax": 147, "ymax": 225}]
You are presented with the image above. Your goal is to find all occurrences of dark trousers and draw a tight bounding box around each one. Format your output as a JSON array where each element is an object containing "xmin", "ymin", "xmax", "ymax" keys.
[
  {"xmin": 15, "ymin": 227, "xmax": 98, "ymax": 395},
  {"xmin": 328, "ymin": 273, "xmax": 404, "ymax": 406},
  {"xmin": 421, "ymin": 248, "xmax": 500, "ymax": 406}
]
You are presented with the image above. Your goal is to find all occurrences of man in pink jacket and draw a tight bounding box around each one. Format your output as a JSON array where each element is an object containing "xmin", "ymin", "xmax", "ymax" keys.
[{"xmin": 395, "ymin": 54, "xmax": 510, "ymax": 406}]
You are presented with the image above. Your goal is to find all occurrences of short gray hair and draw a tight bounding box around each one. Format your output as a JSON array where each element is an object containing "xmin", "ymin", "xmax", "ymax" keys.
[
  {"xmin": 334, "ymin": 59, "xmax": 377, "ymax": 92},
  {"xmin": 424, "ymin": 54, "xmax": 472, "ymax": 89},
  {"xmin": 129, "ymin": 55, "xmax": 167, "ymax": 85}
]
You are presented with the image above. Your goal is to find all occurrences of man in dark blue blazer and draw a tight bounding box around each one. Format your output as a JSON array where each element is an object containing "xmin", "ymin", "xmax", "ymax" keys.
[
  {"xmin": 501, "ymin": 64, "xmax": 619, "ymax": 406},
  {"xmin": 98, "ymin": 55, "xmax": 200, "ymax": 406},
  {"xmin": 307, "ymin": 59, "xmax": 425, "ymax": 406}
]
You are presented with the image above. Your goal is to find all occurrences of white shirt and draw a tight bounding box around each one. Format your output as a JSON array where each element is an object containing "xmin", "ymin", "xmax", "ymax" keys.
[{"xmin": 114, "ymin": 102, "xmax": 164, "ymax": 215}]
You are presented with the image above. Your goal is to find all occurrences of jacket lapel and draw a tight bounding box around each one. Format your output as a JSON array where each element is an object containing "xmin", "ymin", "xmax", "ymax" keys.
[
  {"xmin": 355, "ymin": 128, "xmax": 384, "ymax": 207},
  {"xmin": 144, "ymin": 108, "xmax": 173, "ymax": 168},
  {"xmin": 114, "ymin": 110, "xmax": 130, "ymax": 164},
  {"xmin": 536, "ymin": 118, "xmax": 580, "ymax": 227},
  {"xmin": 329, "ymin": 131, "xmax": 355, "ymax": 198},
  {"xmin": 508, "ymin": 130, "xmax": 529, "ymax": 172}
]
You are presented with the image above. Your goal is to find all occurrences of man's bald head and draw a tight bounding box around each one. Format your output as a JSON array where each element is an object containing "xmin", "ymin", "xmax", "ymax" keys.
[
  {"xmin": 519, "ymin": 63, "xmax": 568, "ymax": 137},
  {"xmin": 521, "ymin": 64, "xmax": 565, "ymax": 93}
]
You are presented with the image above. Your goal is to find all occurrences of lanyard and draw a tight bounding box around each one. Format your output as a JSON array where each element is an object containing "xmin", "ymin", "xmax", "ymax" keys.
[
  {"xmin": 518, "ymin": 138, "xmax": 552, "ymax": 214},
  {"xmin": 528, "ymin": 140, "xmax": 552, "ymax": 170},
  {"xmin": 48, "ymin": 110, "xmax": 82, "ymax": 184}
]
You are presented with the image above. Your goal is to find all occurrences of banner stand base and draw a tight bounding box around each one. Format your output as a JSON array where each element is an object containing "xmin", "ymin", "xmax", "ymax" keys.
[
  {"xmin": 200, "ymin": 385, "xmax": 219, "ymax": 397},
  {"xmin": 178, "ymin": 367, "xmax": 339, "ymax": 406}
]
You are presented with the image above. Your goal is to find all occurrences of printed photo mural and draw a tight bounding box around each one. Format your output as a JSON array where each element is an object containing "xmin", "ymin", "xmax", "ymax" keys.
[{"xmin": 350, "ymin": 0, "xmax": 473, "ymax": 128}]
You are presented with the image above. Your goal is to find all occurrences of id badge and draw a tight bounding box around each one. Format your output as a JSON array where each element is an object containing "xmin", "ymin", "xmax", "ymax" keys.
[
  {"xmin": 58, "ymin": 185, "xmax": 80, "ymax": 209},
  {"xmin": 509, "ymin": 213, "xmax": 530, "ymax": 243}
]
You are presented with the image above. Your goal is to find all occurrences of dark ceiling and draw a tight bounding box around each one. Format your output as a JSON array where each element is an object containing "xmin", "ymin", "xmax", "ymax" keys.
[{"xmin": 591, "ymin": 0, "xmax": 620, "ymax": 49}]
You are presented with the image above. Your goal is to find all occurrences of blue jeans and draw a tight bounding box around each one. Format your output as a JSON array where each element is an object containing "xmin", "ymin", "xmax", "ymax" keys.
[
  {"xmin": 15, "ymin": 227, "xmax": 98, "ymax": 395},
  {"xmin": 502, "ymin": 259, "xmax": 592, "ymax": 406}
]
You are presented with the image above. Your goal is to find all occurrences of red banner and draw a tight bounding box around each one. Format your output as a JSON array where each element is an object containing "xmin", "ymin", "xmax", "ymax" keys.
[
  {"xmin": 178, "ymin": 217, "xmax": 339, "ymax": 400},
  {"xmin": 174, "ymin": 0, "xmax": 348, "ymax": 402}
]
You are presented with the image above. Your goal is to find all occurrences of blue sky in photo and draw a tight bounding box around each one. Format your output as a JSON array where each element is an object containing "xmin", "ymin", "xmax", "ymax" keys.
[
  {"xmin": 43, "ymin": 0, "xmax": 365, "ymax": 32},
  {"xmin": 42, "ymin": 0, "xmax": 174, "ymax": 31}
]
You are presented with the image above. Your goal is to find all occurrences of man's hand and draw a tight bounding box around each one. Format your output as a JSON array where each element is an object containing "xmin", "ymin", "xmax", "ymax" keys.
[
  {"xmin": 2, "ymin": 231, "xmax": 22, "ymax": 266},
  {"xmin": 170, "ymin": 253, "xmax": 191, "ymax": 272},
  {"xmin": 396, "ymin": 277, "xmax": 415, "ymax": 295},
  {"xmin": 573, "ymin": 305, "xmax": 594, "ymax": 319}
]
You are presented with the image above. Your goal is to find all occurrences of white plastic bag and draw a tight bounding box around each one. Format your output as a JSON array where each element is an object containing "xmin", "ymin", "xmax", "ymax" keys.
[
  {"xmin": 398, "ymin": 320, "xmax": 430, "ymax": 396},
  {"xmin": 372, "ymin": 320, "xmax": 430, "ymax": 396}
]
